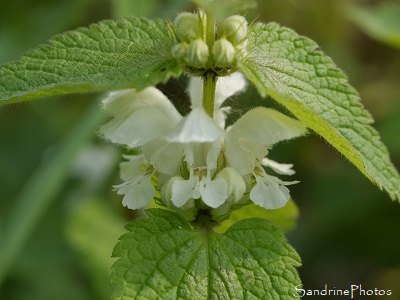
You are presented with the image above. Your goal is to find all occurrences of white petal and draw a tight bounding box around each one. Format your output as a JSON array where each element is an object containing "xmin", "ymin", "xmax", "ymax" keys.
[
  {"xmin": 224, "ymin": 137, "xmax": 257, "ymax": 175},
  {"xmin": 166, "ymin": 108, "xmax": 224, "ymax": 143},
  {"xmin": 119, "ymin": 154, "xmax": 146, "ymax": 181},
  {"xmin": 199, "ymin": 177, "xmax": 228, "ymax": 208},
  {"xmin": 142, "ymin": 141, "xmax": 184, "ymax": 175},
  {"xmin": 102, "ymin": 88, "xmax": 180, "ymax": 118},
  {"xmin": 215, "ymin": 72, "xmax": 247, "ymax": 107},
  {"xmin": 171, "ymin": 176, "xmax": 198, "ymax": 207},
  {"xmin": 183, "ymin": 141, "xmax": 222, "ymax": 171},
  {"xmin": 250, "ymin": 175, "xmax": 290, "ymax": 210},
  {"xmin": 100, "ymin": 87, "xmax": 182, "ymax": 147},
  {"xmin": 214, "ymin": 106, "xmax": 231, "ymax": 128},
  {"xmin": 185, "ymin": 143, "xmax": 205, "ymax": 168},
  {"xmin": 188, "ymin": 77, "xmax": 203, "ymax": 109},
  {"xmin": 101, "ymin": 90, "xmax": 134, "ymax": 114},
  {"xmin": 115, "ymin": 174, "xmax": 155, "ymax": 210},
  {"xmin": 261, "ymin": 158, "xmax": 295, "ymax": 175},
  {"xmin": 183, "ymin": 144, "xmax": 195, "ymax": 167},
  {"xmin": 215, "ymin": 167, "xmax": 246, "ymax": 203},
  {"xmin": 163, "ymin": 176, "xmax": 197, "ymax": 218},
  {"xmin": 206, "ymin": 141, "xmax": 222, "ymax": 171},
  {"xmin": 225, "ymin": 107, "xmax": 306, "ymax": 174},
  {"xmin": 227, "ymin": 107, "xmax": 307, "ymax": 146}
]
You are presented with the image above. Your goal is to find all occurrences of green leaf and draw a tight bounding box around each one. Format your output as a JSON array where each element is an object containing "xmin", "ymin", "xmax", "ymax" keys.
[
  {"xmin": 347, "ymin": 3, "xmax": 400, "ymax": 49},
  {"xmin": 0, "ymin": 17, "xmax": 181, "ymax": 105},
  {"xmin": 239, "ymin": 22, "xmax": 400, "ymax": 201},
  {"xmin": 111, "ymin": 208, "xmax": 301, "ymax": 299},
  {"xmin": 216, "ymin": 199, "xmax": 299, "ymax": 234}
]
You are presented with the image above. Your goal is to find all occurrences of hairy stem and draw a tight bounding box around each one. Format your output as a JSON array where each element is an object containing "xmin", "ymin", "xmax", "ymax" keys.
[
  {"xmin": 203, "ymin": 10, "xmax": 217, "ymax": 117},
  {"xmin": 202, "ymin": 72, "xmax": 217, "ymax": 117}
]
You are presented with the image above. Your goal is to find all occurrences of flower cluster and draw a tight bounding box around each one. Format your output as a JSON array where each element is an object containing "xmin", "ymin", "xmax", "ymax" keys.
[
  {"xmin": 171, "ymin": 12, "xmax": 248, "ymax": 75},
  {"xmin": 100, "ymin": 72, "xmax": 307, "ymax": 221}
]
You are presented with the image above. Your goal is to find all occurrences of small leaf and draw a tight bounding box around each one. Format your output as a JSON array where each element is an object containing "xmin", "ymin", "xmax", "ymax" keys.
[
  {"xmin": 111, "ymin": 208, "xmax": 301, "ymax": 299},
  {"xmin": 239, "ymin": 22, "xmax": 400, "ymax": 201},
  {"xmin": 0, "ymin": 17, "xmax": 181, "ymax": 105},
  {"xmin": 347, "ymin": 3, "xmax": 400, "ymax": 49},
  {"xmin": 216, "ymin": 199, "xmax": 299, "ymax": 234}
]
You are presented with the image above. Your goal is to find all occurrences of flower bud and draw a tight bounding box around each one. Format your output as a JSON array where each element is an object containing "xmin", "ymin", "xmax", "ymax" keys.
[
  {"xmin": 171, "ymin": 43, "xmax": 187, "ymax": 59},
  {"xmin": 212, "ymin": 38, "xmax": 235, "ymax": 66},
  {"xmin": 174, "ymin": 12, "xmax": 202, "ymax": 42},
  {"xmin": 187, "ymin": 39, "xmax": 209, "ymax": 67},
  {"xmin": 221, "ymin": 15, "xmax": 248, "ymax": 45}
]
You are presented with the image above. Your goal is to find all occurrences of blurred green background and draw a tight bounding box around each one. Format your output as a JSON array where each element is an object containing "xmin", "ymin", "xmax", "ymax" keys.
[{"xmin": 1, "ymin": 0, "xmax": 399, "ymax": 299}]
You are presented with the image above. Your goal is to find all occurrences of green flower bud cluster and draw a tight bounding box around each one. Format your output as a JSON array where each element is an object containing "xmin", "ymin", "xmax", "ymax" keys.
[
  {"xmin": 213, "ymin": 15, "xmax": 248, "ymax": 68},
  {"xmin": 171, "ymin": 12, "xmax": 248, "ymax": 76},
  {"xmin": 171, "ymin": 11, "xmax": 209, "ymax": 68}
]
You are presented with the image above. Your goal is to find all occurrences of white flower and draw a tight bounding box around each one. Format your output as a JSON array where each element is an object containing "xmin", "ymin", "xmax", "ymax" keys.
[
  {"xmin": 223, "ymin": 107, "xmax": 307, "ymax": 209},
  {"xmin": 224, "ymin": 107, "xmax": 306, "ymax": 176},
  {"xmin": 100, "ymin": 71, "xmax": 307, "ymax": 213},
  {"xmin": 100, "ymin": 80, "xmax": 236, "ymax": 210},
  {"xmin": 100, "ymin": 87, "xmax": 182, "ymax": 148},
  {"xmin": 166, "ymin": 108, "xmax": 224, "ymax": 143},
  {"xmin": 171, "ymin": 167, "xmax": 228, "ymax": 208},
  {"xmin": 114, "ymin": 154, "xmax": 155, "ymax": 210},
  {"xmin": 250, "ymin": 164, "xmax": 298, "ymax": 209},
  {"xmin": 261, "ymin": 157, "xmax": 295, "ymax": 175},
  {"xmin": 215, "ymin": 167, "xmax": 246, "ymax": 203}
]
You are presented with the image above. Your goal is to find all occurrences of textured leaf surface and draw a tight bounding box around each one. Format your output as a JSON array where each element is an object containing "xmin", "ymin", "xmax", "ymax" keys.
[
  {"xmin": 0, "ymin": 17, "xmax": 181, "ymax": 104},
  {"xmin": 111, "ymin": 208, "xmax": 301, "ymax": 299},
  {"xmin": 239, "ymin": 22, "xmax": 400, "ymax": 201}
]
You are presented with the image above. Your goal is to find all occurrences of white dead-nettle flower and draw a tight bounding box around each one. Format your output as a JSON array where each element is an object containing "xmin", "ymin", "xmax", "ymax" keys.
[{"xmin": 100, "ymin": 72, "xmax": 307, "ymax": 216}]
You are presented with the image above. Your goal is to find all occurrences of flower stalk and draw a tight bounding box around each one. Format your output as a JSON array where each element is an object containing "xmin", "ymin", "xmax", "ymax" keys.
[
  {"xmin": 202, "ymin": 71, "xmax": 217, "ymax": 117},
  {"xmin": 203, "ymin": 10, "xmax": 217, "ymax": 118}
]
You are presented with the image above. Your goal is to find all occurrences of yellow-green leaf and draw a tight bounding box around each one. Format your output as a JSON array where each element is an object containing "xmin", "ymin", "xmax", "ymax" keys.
[{"xmin": 239, "ymin": 22, "xmax": 400, "ymax": 201}]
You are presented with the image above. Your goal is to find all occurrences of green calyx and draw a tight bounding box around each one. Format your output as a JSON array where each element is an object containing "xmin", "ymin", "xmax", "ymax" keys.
[{"xmin": 170, "ymin": 12, "xmax": 249, "ymax": 77}]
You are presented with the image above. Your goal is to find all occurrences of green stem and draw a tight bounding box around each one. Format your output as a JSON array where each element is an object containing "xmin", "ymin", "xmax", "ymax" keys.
[
  {"xmin": 191, "ymin": 209, "xmax": 217, "ymax": 236},
  {"xmin": 202, "ymin": 10, "xmax": 217, "ymax": 117},
  {"xmin": 202, "ymin": 72, "xmax": 217, "ymax": 117}
]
